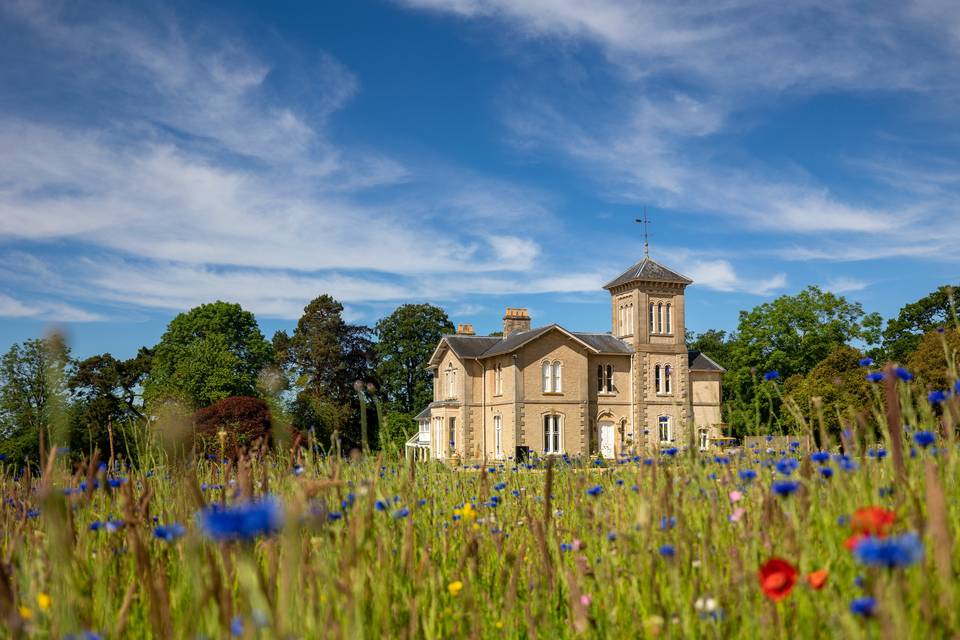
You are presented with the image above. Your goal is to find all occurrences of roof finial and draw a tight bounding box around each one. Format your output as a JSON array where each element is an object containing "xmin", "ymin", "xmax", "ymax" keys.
[{"xmin": 635, "ymin": 207, "xmax": 651, "ymax": 257}]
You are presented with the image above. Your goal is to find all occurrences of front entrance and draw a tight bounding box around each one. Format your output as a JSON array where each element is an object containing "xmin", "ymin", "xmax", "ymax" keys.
[{"xmin": 599, "ymin": 421, "xmax": 615, "ymax": 459}]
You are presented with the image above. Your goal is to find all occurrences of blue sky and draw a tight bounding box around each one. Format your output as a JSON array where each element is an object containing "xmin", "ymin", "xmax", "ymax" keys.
[{"xmin": 2, "ymin": 0, "xmax": 960, "ymax": 359}]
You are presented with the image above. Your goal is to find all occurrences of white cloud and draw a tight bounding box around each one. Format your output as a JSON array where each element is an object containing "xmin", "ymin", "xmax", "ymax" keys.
[
  {"xmin": 680, "ymin": 259, "xmax": 787, "ymax": 296},
  {"xmin": 0, "ymin": 292, "xmax": 103, "ymax": 322},
  {"xmin": 823, "ymin": 277, "xmax": 869, "ymax": 294}
]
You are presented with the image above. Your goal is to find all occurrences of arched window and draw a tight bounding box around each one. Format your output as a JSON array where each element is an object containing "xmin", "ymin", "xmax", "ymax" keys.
[
  {"xmin": 605, "ymin": 365, "xmax": 613, "ymax": 392},
  {"xmin": 664, "ymin": 365, "xmax": 672, "ymax": 394},
  {"xmin": 649, "ymin": 302, "xmax": 655, "ymax": 333},
  {"xmin": 446, "ymin": 364, "xmax": 456, "ymax": 398},
  {"xmin": 665, "ymin": 303, "xmax": 672, "ymax": 334},
  {"xmin": 597, "ymin": 364, "xmax": 604, "ymax": 392},
  {"xmin": 654, "ymin": 365, "xmax": 662, "ymax": 394},
  {"xmin": 552, "ymin": 361, "xmax": 562, "ymax": 393},
  {"xmin": 657, "ymin": 302, "xmax": 663, "ymax": 334},
  {"xmin": 494, "ymin": 363, "xmax": 503, "ymax": 395},
  {"xmin": 658, "ymin": 416, "xmax": 671, "ymax": 443},
  {"xmin": 541, "ymin": 361, "xmax": 551, "ymax": 393},
  {"xmin": 544, "ymin": 414, "xmax": 561, "ymax": 454}
]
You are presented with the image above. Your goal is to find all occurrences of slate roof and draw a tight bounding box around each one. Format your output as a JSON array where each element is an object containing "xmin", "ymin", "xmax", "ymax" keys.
[
  {"xmin": 432, "ymin": 325, "xmax": 633, "ymax": 364},
  {"xmin": 603, "ymin": 256, "xmax": 693, "ymax": 289},
  {"xmin": 688, "ymin": 350, "xmax": 726, "ymax": 372},
  {"xmin": 413, "ymin": 406, "xmax": 432, "ymax": 421}
]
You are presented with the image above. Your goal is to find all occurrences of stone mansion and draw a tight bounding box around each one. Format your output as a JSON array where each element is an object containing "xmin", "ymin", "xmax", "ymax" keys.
[{"xmin": 408, "ymin": 256, "xmax": 725, "ymax": 461}]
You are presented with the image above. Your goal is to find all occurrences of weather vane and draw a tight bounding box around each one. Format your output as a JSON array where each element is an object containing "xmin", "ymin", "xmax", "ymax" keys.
[{"xmin": 635, "ymin": 207, "xmax": 652, "ymax": 257}]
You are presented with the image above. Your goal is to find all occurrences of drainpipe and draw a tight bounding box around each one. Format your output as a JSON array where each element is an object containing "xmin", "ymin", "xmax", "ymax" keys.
[{"xmin": 480, "ymin": 358, "xmax": 486, "ymax": 463}]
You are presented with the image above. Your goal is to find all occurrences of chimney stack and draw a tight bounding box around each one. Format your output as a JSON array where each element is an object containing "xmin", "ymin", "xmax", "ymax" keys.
[
  {"xmin": 456, "ymin": 323, "xmax": 475, "ymax": 336},
  {"xmin": 502, "ymin": 308, "xmax": 531, "ymax": 337}
]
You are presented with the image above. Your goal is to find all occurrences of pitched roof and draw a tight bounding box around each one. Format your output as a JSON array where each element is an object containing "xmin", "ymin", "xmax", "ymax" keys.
[
  {"xmin": 430, "ymin": 326, "xmax": 633, "ymax": 365},
  {"xmin": 413, "ymin": 406, "xmax": 432, "ymax": 420},
  {"xmin": 688, "ymin": 350, "xmax": 726, "ymax": 372},
  {"xmin": 603, "ymin": 256, "xmax": 693, "ymax": 289}
]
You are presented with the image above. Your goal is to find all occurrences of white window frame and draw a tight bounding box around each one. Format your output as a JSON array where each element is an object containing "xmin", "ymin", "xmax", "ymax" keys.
[
  {"xmin": 666, "ymin": 303, "xmax": 672, "ymax": 334},
  {"xmin": 649, "ymin": 302, "xmax": 655, "ymax": 334},
  {"xmin": 655, "ymin": 364, "xmax": 662, "ymax": 394},
  {"xmin": 448, "ymin": 416, "xmax": 456, "ymax": 452},
  {"xmin": 657, "ymin": 302, "xmax": 663, "ymax": 334},
  {"xmin": 544, "ymin": 414, "xmax": 562, "ymax": 454},
  {"xmin": 494, "ymin": 414, "xmax": 503, "ymax": 459},
  {"xmin": 605, "ymin": 364, "xmax": 613, "ymax": 393},
  {"xmin": 664, "ymin": 365, "xmax": 672, "ymax": 395},
  {"xmin": 494, "ymin": 363, "xmax": 503, "ymax": 396},
  {"xmin": 658, "ymin": 416, "xmax": 672, "ymax": 443},
  {"xmin": 698, "ymin": 428, "xmax": 709, "ymax": 451},
  {"xmin": 597, "ymin": 364, "xmax": 604, "ymax": 393},
  {"xmin": 446, "ymin": 364, "xmax": 456, "ymax": 399},
  {"xmin": 541, "ymin": 361, "xmax": 551, "ymax": 392},
  {"xmin": 552, "ymin": 360, "xmax": 562, "ymax": 393}
]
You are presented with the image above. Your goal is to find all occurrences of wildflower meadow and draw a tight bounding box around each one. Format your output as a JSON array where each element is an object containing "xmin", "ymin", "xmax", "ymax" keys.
[{"xmin": 2, "ymin": 366, "xmax": 959, "ymax": 639}]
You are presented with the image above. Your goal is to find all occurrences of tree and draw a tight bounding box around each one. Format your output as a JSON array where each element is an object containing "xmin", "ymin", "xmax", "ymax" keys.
[
  {"xmin": 0, "ymin": 336, "xmax": 72, "ymax": 464},
  {"xmin": 906, "ymin": 328, "xmax": 960, "ymax": 393},
  {"xmin": 379, "ymin": 411, "xmax": 417, "ymax": 457},
  {"xmin": 723, "ymin": 286, "xmax": 881, "ymax": 435},
  {"xmin": 687, "ymin": 329, "xmax": 734, "ymax": 369},
  {"xmin": 144, "ymin": 302, "xmax": 273, "ymax": 410},
  {"xmin": 783, "ymin": 345, "xmax": 875, "ymax": 438},
  {"xmin": 882, "ymin": 285, "xmax": 959, "ymax": 364},
  {"xmin": 274, "ymin": 295, "xmax": 375, "ymax": 451},
  {"xmin": 374, "ymin": 303, "xmax": 454, "ymax": 414},
  {"xmin": 67, "ymin": 348, "xmax": 152, "ymax": 462},
  {"xmin": 192, "ymin": 396, "xmax": 272, "ymax": 456}
]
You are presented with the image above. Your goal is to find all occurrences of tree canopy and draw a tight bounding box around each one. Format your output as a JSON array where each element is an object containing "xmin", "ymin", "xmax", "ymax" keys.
[
  {"xmin": 906, "ymin": 328, "xmax": 960, "ymax": 393},
  {"xmin": 374, "ymin": 303, "xmax": 454, "ymax": 414},
  {"xmin": 882, "ymin": 284, "xmax": 958, "ymax": 364},
  {"xmin": 144, "ymin": 302, "xmax": 273, "ymax": 410}
]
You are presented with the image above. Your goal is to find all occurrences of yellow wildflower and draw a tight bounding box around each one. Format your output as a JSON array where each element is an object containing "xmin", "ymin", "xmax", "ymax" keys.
[
  {"xmin": 495, "ymin": 620, "xmax": 504, "ymax": 629},
  {"xmin": 448, "ymin": 580, "xmax": 464, "ymax": 597},
  {"xmin": 36, "ymin": 593, "xmax": 51, "ymax": 611},
  {"xmin": 452, "ymin": 503, "xmax": 477, "ymax": 522},
  {"xmin": 19, "ymin": 606, "xmax": 32, "ymax": 620}
]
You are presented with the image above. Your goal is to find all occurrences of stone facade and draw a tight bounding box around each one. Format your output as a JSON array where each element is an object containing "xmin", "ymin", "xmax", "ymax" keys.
[{"xmin": 422, "ymin": 256, "xmax": 725, "ymax": 461}]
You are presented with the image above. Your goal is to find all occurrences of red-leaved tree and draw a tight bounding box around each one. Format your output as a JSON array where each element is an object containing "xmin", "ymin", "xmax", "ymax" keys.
[{"xmin": 192, "ymin": 396, "xmax": 272, "ymax": 456}]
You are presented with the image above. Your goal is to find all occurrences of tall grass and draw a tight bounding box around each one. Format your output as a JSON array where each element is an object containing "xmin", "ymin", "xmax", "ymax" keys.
[{"xmin": 1, "ymin": 374, "xmax": 958, "ymax": 638}]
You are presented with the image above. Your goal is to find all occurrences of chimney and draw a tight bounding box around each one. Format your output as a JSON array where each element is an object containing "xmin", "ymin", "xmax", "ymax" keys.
[
  {"xmin": 456, "ymin": 323, "xmax": 475, "ymax": 336},
  {"xmin": 502, "ymin": 308, "xmax": 531, "ymax": 337}
]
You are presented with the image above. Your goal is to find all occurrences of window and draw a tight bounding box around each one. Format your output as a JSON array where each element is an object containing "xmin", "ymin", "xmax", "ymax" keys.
[
  {"xmin": 699, "ymin": 428, "xmax": 709, "ymax": 451},
  {"xmin": 494, "ymin": 363, "xmax": 503, "ymax": 395},
  {"xmin": 654, "ymin": 365, "xmax": 662, "ymax": 394},
  {"xmin": 658, "ymin": 416, "xmax": 671, "ymax": 443},
  {"xmin": 446, "ymin": 364, "xmax": 456, "ymax": 398},
  {"xmin": 657, "ymin": 302, "xmax": 663, "ymax": 334},
  {"xmin": 664, "ymin": 365, "xmax": 672, "ymax": 394},
  {"xmin": 544, "ymin": 414, "xmax": 561, "ymax": 454},
  {"xmin": 448, "ymin": 417, "xmax": 456, "ymax": 450},
  {"xmin": 606, "ymin": 365, "xmax": 613, "ymax": 392},
  {"xmin": 597, "ymin": 364, "xmax": 604, "ymax": 392},
  {"xmin": 542, "ymin": 361, "xmax": 551, "ymax": 392},
  {"xmin": 649, "ymin": 302, "xmax": 655, "ymax": 333},
  {"xmin": 543, "ymin": 360, "xmax": 561, "ymax": 393},
  {"xmin": 494, "ymin": 415, "xmax": 503, "ymax": 459},
  {"xmin": 666, "ymin": 303, "xmax": 672, "ymax": 334}
]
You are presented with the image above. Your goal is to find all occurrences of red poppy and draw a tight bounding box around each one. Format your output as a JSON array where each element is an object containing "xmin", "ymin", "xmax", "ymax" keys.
[
  {"xmin": 806, "ymin": 569, "xmax": 828, "ymax": 590},
  {"xmin": 759, "ymin": 557, "xmax": 798, "ymax": 602},
  {"xmin": 850, "ymin": 507, "xmax": 896, "ymax": 536},
  {"xmin": 844, "ymin": 533, "xmax": 868, "ymax": 551}
]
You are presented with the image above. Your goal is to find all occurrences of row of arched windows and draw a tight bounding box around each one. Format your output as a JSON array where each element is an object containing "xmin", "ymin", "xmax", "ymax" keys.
[
  {"xmin": 649, "ymin": 301, "xmax": 672, "ymax": 335},
  {"xmin": 653, "ymin": 364, "xmax": 672, "ymax": 395}
]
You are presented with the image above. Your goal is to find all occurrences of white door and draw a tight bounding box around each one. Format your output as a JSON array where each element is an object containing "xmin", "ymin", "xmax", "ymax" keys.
[{"xmin": 599, "ymin": 421, "xmax": 615, "ymax": 459}]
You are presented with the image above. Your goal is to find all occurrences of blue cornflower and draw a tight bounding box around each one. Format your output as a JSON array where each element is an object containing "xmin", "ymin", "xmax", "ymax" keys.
[
  {"xmin": 866, "ymin": 372, "xmax": 885, "ymax": 383},
  {"xmin": 560, "ymin": 542, "xmax": 573, "ymax": 552},
  {"xmin": 587, "ymin": 485, "xmax": 603, "ymax": 497},
  {"xmin": 850, "ymin": 596, "xmax": 876, "ymax": 617},
  {"xmin": 392, "ymin": 507, "xmax": 410, "ymax": 519},
  {"xmin": 659, "ymin": 544, "xmax": 675, "ymax": 557},
  {"xmin": 659, "ymin": 516, "xmax": 677, "ymax": 530},
  {"xmin": 27, "ymin": 508, "xmax": 40, "ymax": 518},
  {"xmin": 231, "ymin": 616, "xmax": 244, "ymax": 637},
  {"xmin": 153, "ymin": 523, "xmax": 186, "ymax": 541},
  {"xmin": 739, "ymin": 469, "xmax": 757, "ymax": 482},
  {"xmin": 858, "ymin": 357, "xmax": 874, "ymax": 367},
  {"xmin": 328, "ymin": 511, "xmax": 343, "ymax": 521},
  {"xmin": 928, "ymin": 390, "xmax": 948, "ymax": 405},
  {"xmin": 772, "ymin": 480, "xmax": 799, "ymax": 497},
  {"xmin": 607, "ymin": 531, "xmax": 617, "ymax": 541},
  {"xmin": 867, "ymin": 448, "xmax": 887, "ymax": 459},
  {"xmin": 913, "ymin": 431, "xmax": 936, "ymax": 448},
  {"xmin": 511, "ymin": 489, "xmax": 520, "ymax": 497},
  {"xmin": 764, "ymin": 370, "xmax": 780, "ymax": 381},
  {"xmin": 819, "ymin": 466, "xmax": 833, "ymax": 479},
  {"xmin": 105, "ymin": 519, "xmax": 124, "ymax": 533},
  {"xmin": 662, "ymin": 447, "xmax": 678, "ymax": 457},
  {"xmin": 714, "ymin": 456, "xmax": 730, "ymax": 465},
  {"xmin": 854, "ymin": 533, "xmax": 924, "ymax": 568},
  {"xmin": 197, "ymin": 498, "xmax": 283, "ymax": 542},
  {"xmin": 895, "ymin": 367, "xmax": 913, "ymax": 381},
  {"xmin": 107, "ymin": 478, "xmax": 126, "ymax": 488},
  {"xmin": 955, "ymin": 380, "xmax": 960, "ymax": 395},
  {"xmin": 493, "ymin": 482, "xmax": 507, "ymax": 491},
  {"xmin": 775, "ymin": 458, "xmax": 798, "ymax": 476},
  {"xmin": 292, "ymin": 465, "xmax": 305, "ymax": 476},
  {"xmin": 810, "ymin": 451, "xmax": 830, "ymax": 463},
  {"xmin": 374, "ymin": 500, "xmax": 387, "ymax": 511}
]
